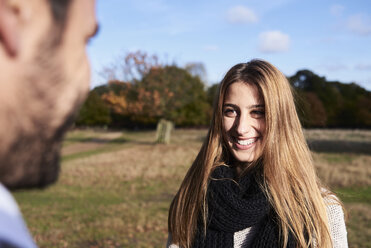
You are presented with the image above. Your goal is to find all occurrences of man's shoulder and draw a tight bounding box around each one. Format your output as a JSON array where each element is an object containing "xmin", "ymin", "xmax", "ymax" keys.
[
  {"xmin": 0, "ymin": 184, "xmax": 37, "ymax": 248},
  {"xmin": 0, "ymin": 184, "xmax": 22, "ymax": 217}
]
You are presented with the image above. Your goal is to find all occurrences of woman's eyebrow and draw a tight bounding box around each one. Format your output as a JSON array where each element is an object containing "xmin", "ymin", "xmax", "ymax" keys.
[
  {"xmin": 223, "ymin": 103, "xmax": 238, "ymax": 108},
  {"xmin": 248, "ymin": 104, "xmax": 265, "ymax": 109},
  {"xmin": 223, "ymin": 103, "xmax": 264, "ymax": 109}
]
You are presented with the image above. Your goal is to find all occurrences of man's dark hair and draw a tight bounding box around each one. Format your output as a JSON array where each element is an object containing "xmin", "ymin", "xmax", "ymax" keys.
[{"xmin": 48, "ymin": 0, "xmax": 72, "ymax": 25}]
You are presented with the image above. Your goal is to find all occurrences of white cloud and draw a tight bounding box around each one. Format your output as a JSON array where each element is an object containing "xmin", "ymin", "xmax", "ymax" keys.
[
  {"xmin": 346, "ymin": 14, "xmax": 371, "ymax": 36},
  {"xmin": 330, "ymin": 4, "xmax": 345, "ymax": 17},
  {"xmin": 355, "ymin": 63, "xmax": 371, "ymax": 71},
  {"xmin": 258, "ymin": 31, "xmax": 290, "ymax": 53},
  {"xmin": 226, "ymin": 6, "xmax": 258, "ymax": 24},
  {"xmin": 204, "ymin": 45, "xmax": 219, "ymax": 51}
]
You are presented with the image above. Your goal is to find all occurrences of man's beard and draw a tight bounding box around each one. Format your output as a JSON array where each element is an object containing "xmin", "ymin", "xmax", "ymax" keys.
[
  {"xmin": 0, "ymin": 32, "xmax": 84, "ymax": 190},
  {"xmin": 0, "ymin": 113, "xmax": 77, "ymax": 189}
]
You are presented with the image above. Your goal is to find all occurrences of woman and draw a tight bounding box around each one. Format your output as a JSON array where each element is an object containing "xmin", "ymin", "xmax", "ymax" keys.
[{"xmin": 167, "ymin": 60, "xmax": 347, "ymax": 248}]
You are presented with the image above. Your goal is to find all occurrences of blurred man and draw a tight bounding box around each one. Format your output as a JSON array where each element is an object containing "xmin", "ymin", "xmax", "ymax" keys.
[{"xmin": 0, "ymin": 0, "xmax": 97, "ymax": 246}]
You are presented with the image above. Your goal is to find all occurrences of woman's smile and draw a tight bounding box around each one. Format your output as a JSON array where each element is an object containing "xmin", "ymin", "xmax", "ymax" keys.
[{"xmin": 234, "ymin": 137, "xmax": 260, "ymax": 150}]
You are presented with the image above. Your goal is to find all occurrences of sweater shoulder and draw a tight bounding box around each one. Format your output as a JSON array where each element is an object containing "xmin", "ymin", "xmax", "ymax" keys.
[{"xmin": 323, "ymin": 193, "xmax": 348, "ymax": 248}]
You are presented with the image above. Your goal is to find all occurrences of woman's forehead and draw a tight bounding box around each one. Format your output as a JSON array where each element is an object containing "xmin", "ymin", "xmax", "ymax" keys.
[{"xmin": 223, "ymin": 82, "xmax": 263, "ymax": 105}]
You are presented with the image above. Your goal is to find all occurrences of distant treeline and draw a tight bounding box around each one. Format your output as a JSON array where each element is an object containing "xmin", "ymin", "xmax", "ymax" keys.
[
  {"xmin": 76, "ymin": 52, "xmax": 371, "ymax": 129},
  {"xmin": 290, "ymin": 70, "xmax": 371, "ymax": 128}
]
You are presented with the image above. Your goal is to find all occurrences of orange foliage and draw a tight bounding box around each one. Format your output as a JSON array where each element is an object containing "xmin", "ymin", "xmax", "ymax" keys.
[{"xmin": 101, "ymin": 91, "xmax": 128, "ymax": 114}]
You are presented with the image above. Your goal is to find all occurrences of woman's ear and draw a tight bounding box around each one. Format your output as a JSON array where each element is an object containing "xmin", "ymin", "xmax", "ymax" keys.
[{"xmin": 0, "ymin": 0, "xmax": 24, "ymax": 57}]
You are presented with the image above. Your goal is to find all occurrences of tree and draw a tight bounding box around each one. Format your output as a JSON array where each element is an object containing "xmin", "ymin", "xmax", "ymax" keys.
[
  {"xmin": 137, "ymin": 65, "xmax": 211, "ymax": 126},
  {"xmin": 295, "ymin": 91, "xmax": 327, "ymax": 127},
  {"xmin": 289, "ymin": 70, "xmax": 343, "ymax": 126},
  {"xmin": 99, "ymin": 64, "xmax": 212, "ymax": 127},
  {"xmin": 207, "ymin": 83, "xmax": 219, "ymax": 107},
  {"xmin": 76, "ymin": 91, "xmax": 111, "ymax": 126},
  {"xmin": 290, "ymin": 70, "xmax": 371, "ymax": 128},
  {"xmin": 355, "ymin": 96, "xmax": 371, "ymax": 127}
]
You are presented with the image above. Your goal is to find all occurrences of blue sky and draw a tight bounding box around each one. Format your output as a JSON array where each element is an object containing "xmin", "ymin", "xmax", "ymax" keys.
[{"xmin": 88, "ymin": 0, "xmax": 371, "ymax": 90}]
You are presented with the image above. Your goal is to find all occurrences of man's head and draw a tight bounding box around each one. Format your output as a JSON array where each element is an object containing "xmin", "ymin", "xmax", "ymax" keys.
[{"xmin": 0, "ymin": 0, "xmax": 97, "ymax": 189}]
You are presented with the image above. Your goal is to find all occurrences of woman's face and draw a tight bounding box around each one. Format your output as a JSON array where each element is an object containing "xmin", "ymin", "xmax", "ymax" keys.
[{"xmin": 222, "ymin": 81, "xmax": 266, "ymax": 164}]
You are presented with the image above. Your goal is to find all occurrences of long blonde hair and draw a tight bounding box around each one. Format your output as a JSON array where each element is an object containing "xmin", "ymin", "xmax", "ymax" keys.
[{"xmin": 168, "ymin": 60, "xmax": 333, "ymax": 247}]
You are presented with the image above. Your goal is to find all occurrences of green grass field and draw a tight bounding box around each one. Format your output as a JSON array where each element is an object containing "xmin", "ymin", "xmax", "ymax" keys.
[{"xmin": 14, "ymin": 129, "xmax": 371, "ymax": 248}]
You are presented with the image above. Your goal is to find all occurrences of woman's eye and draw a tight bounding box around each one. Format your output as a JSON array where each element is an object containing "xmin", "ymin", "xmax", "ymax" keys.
[
  {"xmin": 223, "ymin": 108, "xmax": 237, "ymax": 117},
  {"xmin": 251, "ymin": 110, "xmax": 265, "ymax": 118}
]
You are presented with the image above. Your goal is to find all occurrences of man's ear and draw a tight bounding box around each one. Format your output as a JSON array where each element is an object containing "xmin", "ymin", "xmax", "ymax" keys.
[{"xmin": 0, "ymin": 0, "xmax": 21, "ymax": 57}]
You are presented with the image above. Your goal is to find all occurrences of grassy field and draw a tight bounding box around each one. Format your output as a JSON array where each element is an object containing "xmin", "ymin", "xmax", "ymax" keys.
[{"xmin": 14, "ymin": 128, "xmax": 371, "ymax": 248}]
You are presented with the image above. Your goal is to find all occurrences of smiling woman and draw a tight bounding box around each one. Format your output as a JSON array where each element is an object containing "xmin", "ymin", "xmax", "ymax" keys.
[{"xmin": 167, "ymin": 59, "xmax": 348, "ymax": 248}]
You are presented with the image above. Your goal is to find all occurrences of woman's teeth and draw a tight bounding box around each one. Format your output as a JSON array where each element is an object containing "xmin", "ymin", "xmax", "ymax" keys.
[{"xmin": 237, "ymin": 138, "xmax": 256, "ymax": 145}]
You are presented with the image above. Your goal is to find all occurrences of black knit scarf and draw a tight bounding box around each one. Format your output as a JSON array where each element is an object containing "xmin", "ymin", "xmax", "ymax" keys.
[{"xmin": 192, "ymin": 166, "xmax": 296, "ymax": 248}]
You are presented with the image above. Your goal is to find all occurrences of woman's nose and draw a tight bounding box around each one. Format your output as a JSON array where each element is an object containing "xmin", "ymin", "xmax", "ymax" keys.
[{"xmin": 235, "ymin": 114, "xmax": 252, "ymax": 135}]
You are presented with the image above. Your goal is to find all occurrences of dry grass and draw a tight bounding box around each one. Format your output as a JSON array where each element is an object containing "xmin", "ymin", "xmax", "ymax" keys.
[
  {"xmin": 314, "ymin": 153, "xmax": 371, "ymax": 188},
  {"xmin": 62, "ymin": 129, "xmax": 123, "ymax": 155},
  {"xmin": 345, "ymin": 203, "xmax": 371, "ymax": 248},
  {"xmin": 60, "ymin": 143, "xmax": 199, "ymax": 188}
]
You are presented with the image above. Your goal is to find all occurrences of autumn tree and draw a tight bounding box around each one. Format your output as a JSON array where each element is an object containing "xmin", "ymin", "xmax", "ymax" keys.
[
  {"xmin": 137, "ymin": 65, "xmax": 210, "ymax": 126},
  {"xmin": 100, "ymin": 80, "xmax": 142, "ymax": 127},
  {"xmin": 98, "ymin": 51, "xmax": 211, "ymax": 127}
]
